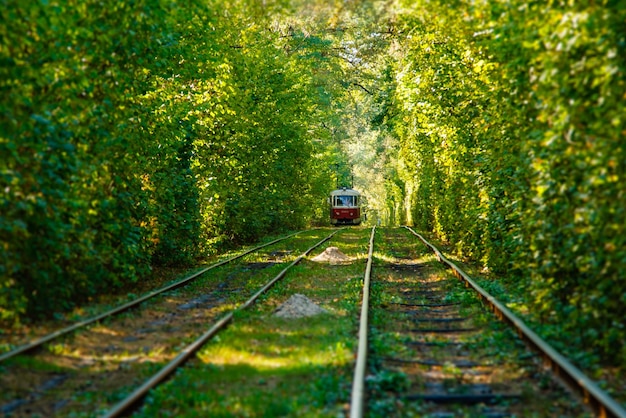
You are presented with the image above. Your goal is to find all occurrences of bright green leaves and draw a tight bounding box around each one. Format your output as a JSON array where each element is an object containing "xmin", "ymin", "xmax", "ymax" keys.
[
  {"xmin": 187, "ymin": 14, "xmax": 333, "ymax": 244},
  {"xmin": 8, "ymin": 0, "xmax": 625, "ymax": 376},
  {"xmin": 380, "ymin": 0, "xmax": 626, "ymax": 366},
  {"xmin": 1, "ymin": 0, "xmax": 346, "ymax": 323},
  {"xmin": 510, "ymin": 2, "xmax": 626, "ymax": 362}
]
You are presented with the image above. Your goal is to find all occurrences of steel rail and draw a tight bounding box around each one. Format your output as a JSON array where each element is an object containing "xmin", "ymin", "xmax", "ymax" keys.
[
  {"xmin": 350, "ymin": 226, "xmax": 376, "ymax": 418},
  {"xmin": 0, "ymin": 231, "xmax": 303, "ymax": 364},
  {"xmin": 404, "ymin": 226, "xmax": 626, "ymax": 418},
  {"xmin": 103, "ymin": 229, "xmax": 340, "ymax": 418}
]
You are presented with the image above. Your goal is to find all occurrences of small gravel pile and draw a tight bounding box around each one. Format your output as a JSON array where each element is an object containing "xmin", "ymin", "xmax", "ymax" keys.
[
  {"xmin": 273, "ymin": 294, "xmax": 327, "ymax": 318},
  {"xmin": 311, "ymin": 246, "xmax": 351, "ymax": 265}
]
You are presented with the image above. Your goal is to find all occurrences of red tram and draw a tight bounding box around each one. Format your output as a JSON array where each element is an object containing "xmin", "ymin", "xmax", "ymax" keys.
[{"xmin": 329, "ymin": 187, "xmax": 362, "ymax": 226}]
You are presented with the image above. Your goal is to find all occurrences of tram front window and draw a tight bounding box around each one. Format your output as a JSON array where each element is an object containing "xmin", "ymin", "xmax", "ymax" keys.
[{"xmin": 335, "ymin": 196, "xmax": 354, "ymax": 206}]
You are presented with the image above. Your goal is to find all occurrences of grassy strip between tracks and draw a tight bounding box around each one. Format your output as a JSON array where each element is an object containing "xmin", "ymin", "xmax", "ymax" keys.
[{"xmin": 132, "ymin": 228, "xmax": 371, "ymax": 417}]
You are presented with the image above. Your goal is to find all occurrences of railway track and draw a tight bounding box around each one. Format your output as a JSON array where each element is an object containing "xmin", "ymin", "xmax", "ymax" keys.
[
  {"xmin": 103, "ymin": 230, "xmax": 338, "ymax": 417},
  {"xmin": 0, "ymin": 229, "xmax": 336, "ymax": 417},
  {"xmin": 350, "ymin": 227, "xmax": 626, "ymax": 418},
  {"xmin": 0, "ymin": 231, "xmax": 303, "ymax": 364},
  {"xmin": 2, "ymin": 227, "xmax": 624, "ymax": 417}
]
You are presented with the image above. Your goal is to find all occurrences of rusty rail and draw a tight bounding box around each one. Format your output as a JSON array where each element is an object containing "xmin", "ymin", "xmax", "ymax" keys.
[{"xmin": 350, "ymin": 226, "xmax": 376, "ymax": 418}]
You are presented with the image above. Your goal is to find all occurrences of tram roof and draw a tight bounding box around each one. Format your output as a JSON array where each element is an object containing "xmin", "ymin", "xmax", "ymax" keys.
[{"xmin": 330, "ymin": 188, "xmax": 360, "ymax": 196}]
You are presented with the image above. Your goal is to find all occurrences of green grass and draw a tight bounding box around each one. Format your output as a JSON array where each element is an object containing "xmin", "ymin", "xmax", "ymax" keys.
[{"xmin": 136, "ymin": 228, "xmax": 371, "ymax": 417}]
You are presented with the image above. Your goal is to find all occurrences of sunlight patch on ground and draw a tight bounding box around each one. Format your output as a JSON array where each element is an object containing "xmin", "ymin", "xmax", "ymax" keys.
[{"xmin": 197, "ymin": 343, "xmax": 352, "ymax": 370}]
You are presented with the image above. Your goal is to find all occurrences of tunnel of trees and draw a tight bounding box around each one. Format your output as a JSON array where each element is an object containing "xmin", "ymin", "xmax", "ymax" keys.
[{"xmin": 2, "ymin": 0, "xmax": 625, "ymax": 372}]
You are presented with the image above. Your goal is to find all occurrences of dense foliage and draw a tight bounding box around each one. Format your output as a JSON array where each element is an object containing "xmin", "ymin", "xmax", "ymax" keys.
[
  {"xmin": 2, "ymin": 0, "xmax": 625, "ymax": 373},
  {"xmin": 0, "ymin": 0, "xmax": 357, "ymax": 322},
  {"xmin": 370, "ymin": 0, "xmax": 626, "ymax": 365}
]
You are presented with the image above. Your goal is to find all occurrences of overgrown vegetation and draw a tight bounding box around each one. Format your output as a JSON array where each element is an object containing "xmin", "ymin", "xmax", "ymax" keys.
[
  {"xmin": 137, "ymin": 229, "xmax": 368, "ymax": 417},
  {"xmin": 2, "ymin": 0, "xmax": 625, "ymax": 376},
  {"xmin": 365, "ymin": 0, "xmax": 626, "ymax": 367},
  {"xmin": 0, "ymin": 0, "xmax": 368, "ymax": 322}
]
